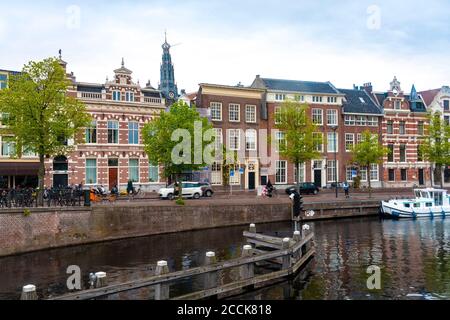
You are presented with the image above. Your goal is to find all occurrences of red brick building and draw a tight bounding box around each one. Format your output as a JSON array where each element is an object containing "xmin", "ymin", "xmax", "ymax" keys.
[
  {"xmin": 372, "ymin": 77, "xmax": 431, "ymax": 187},
  {"xmin": 43, "ymin": 58, "xmax": 167, "ymax": 192}
]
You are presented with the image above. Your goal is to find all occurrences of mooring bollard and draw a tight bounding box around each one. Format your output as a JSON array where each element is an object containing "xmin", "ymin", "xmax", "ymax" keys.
[
  {"xmin": 21, "ymin": 284, "xmax": 38, "ymax": 300},
  {"xmin": 155, "ymin": 261, "xmax": 170, "ymax": 300},
  {"xmin": 293, "ymin": 231, "xmax": 301, "ymax": 242},
  {"xmin": 282, "ymin": 238, "xmax": 291, "ymax": 270},
  {"xmin": 94, "ymin": 272, "xmax": 107, "ymax": 288},
  {"xmin": 240, "ymin": 245, "xmax": 254, "ymax": 280},
  {"xmin": 204, "ymin": 252, "xmax": 218, "ymax": 290},
  {"xmin": 249, "ymin": 224, "xmax": 256, "ymax": 234}
]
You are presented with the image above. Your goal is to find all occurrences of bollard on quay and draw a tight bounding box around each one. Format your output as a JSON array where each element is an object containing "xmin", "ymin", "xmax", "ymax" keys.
[
  {"xmin": 21, "ymin": 284, "xmax": 38, "ymax": 300},
  {"xmin": 155, "ymin": 261, "xmax": 170, "ymax": 300}
]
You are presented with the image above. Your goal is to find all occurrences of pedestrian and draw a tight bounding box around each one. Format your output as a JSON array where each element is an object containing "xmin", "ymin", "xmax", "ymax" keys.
[
  {"xmin": 266, "ymin": 180, "xmax": 274, "ymax": 198},
  {"xmin": 127, "ymin": 180, "xmax": 134, "ymax": 195},
  {"xmin": 343, "ymin": 181, "xmax": 350, "ymax": 199}
]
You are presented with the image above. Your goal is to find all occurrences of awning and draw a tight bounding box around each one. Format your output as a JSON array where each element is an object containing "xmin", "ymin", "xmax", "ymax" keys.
[{"xmin": 0, "ymin": 162, "xmax": 40, "ymax": 176}]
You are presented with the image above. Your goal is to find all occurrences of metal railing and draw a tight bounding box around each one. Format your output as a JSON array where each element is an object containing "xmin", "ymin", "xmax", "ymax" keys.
[{"xmin": 0, "ymin": 188, "xmax": 84, "ymax": 209}]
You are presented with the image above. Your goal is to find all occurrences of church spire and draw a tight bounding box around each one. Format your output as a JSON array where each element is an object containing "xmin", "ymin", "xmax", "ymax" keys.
[{"xmin": 159, "ymin": 31, "xmax": 178, "ymax": 106}]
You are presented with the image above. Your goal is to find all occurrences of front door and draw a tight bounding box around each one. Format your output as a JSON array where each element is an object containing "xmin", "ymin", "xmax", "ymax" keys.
[
  {"xmin": 53, "ymin": 174, "xmax": 68, "ymax": 188},
  {"xmin": 261, "ymin": 176, "xmax": 268, "ymax": 186},
  {"xmin": 314, "ymin": 170, "xmax": 322, "ymax": 188},
  {"xmin": 109, "ymin": 168, "xmax": 118, "ymax": 191},
  {"xmin": 418, "ymin": 169, "xmax": 425, "ymax": 186},
  {"xmin": 248, "ymin": 172, "xmax": 256, "ymax": 190}
]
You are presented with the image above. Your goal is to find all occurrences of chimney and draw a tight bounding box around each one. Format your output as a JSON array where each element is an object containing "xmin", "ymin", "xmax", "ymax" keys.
[{"xmin": 363, "ymin": 82, "xmax": 373, "ymax": 94}]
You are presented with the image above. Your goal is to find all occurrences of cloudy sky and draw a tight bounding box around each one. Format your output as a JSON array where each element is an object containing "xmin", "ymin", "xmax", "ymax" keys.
[{"xmin": 1, "ymin": 0, "xmax": 449, "ymax": 93}]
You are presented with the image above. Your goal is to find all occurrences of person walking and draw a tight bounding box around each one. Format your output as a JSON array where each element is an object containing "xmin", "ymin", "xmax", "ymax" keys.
[{"xmin": 343, "ymin": 181, "xmax": 350, "ymax": 199}]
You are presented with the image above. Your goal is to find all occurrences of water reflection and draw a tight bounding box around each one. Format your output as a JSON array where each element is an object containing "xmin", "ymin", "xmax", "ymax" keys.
[{"xmin": 0, "ymin": 217, "xmax": 450, "ymax": 300}]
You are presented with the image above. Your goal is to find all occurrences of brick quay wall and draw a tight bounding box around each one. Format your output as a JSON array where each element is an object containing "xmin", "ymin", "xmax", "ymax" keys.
[{"xmin": 0, "ymin": 199, "xmax": 380, "ymax": 257}]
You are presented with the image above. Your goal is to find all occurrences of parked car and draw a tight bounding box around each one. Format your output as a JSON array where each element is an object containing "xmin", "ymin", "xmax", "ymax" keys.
[
  {"xmin": 286, "ymin": 183, "xmax": 320, "ymax": 196},
  {"xmin": 199, "ymin": 183, "xmax": 214, "ymax": 198},
  {"xmin": 159, "ymin": 182, "xmax": 203, "ymax": 200}
]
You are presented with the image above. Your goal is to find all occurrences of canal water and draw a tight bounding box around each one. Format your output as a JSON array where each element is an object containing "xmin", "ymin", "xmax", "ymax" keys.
[{"xmin": 1, "ymin": 216, "xmax": 450, "ymax": 300}]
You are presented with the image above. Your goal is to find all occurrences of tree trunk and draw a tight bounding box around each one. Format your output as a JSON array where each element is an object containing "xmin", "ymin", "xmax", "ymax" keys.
[
  {"xmin": 296, "ymin": 162, "xmax": 301, "ymax": 195},
  {"xmin": 177, "ymin": 173, "xmax": 183, "ymax": 201},
  {"xmin": 439, "ymin": 165, "xmax": 444, "ymax": 189},
  {"xmin": 367, "ymin": 165, "xmax": 372, "ymax": 199},
  {"xmin": 38, "ymin": 154, "xmax": 45, "ymax": 206}
]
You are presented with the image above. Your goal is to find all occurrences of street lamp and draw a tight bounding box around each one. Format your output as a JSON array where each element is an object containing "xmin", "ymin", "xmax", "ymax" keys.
[{"xmin": 331, "ymin": 126, "xmax": 339, "ymax": 198}]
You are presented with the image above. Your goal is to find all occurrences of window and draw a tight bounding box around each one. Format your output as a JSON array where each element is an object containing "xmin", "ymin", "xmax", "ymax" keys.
[
  {"xmin": 125, "ymin": 92, "xmax": 134, "ymax": 102},
  {"xmin": 388, "ymin": 169, "xmax": 395, "ymax": 182},
  {"xmin": 400, "ymin": 144, "xmax": 406, "ymax": 162},
  {"xmin": 370, "ymin": 164, "xmax": 379, "ymax": 181},
  {"xmin": 345, "ymin": 134, "xmax": 354, "ymax": 152},
  {"xmin": 274, "ymin": 106, "xmax": 283, "ymax": 124},
  {"xmin": 356, "ymin": 116, "xmax": 366, "ymax": 126},
  {"xmin": 418, "ymin": 146, "xmax": 423, "ymax": 162},
  {"xmin": 312, "ymin": 109, "xmax": 323, "ymax": 125},
  {"xmin": 294, "ymin": 164, "xmax": 305, "ymax": 183},
  {"xmin": 327, "ymin": 97, "xmax": 337, "ymax": 103},
  {"xmin": 1, "ymin": 136, "xmax": 15, "ymax": 156},
  {"xmin": 128, "ymin": 122, "xmax": 139, "ymax": 145},
  {"xmin": 327, "ymin": 133, "xmax": 338, "ymax": 153},
  {"xmin": 388, "ymin": 144, "xmax": 394, "ymax": 162},
  {"xmin": 211, "ymin": 102, "xmax": 222, "ymax": 121},
  {"xmin": 86, "ymin": 159, "xmax": 97, "ymax": 185},
  {"xmin": 276, "ymin": 161, "xmax": 287, "ymax": 184},
  {"xmin": 387, "ymin": 121, "xmax": 394, "ymax": 134},
  {"xmin": 149, "ymin": 163, "xmax": 160, "ymax": 183},
  {"xmin": 312, "ymin": 96, "xmax": 323, "ymax": 103},
  {"xmin": 360, "ymin": 167, "xmax": 368, "ymax": 182},
  {"xmin": 345, "ymin": 115, "xmax": 356, "ymax": 126},
  {"xmin": 313, "ymin": 132, "xmax": 323, "ymax": 152},
  {"xmin": 356, "ymin": 134, "xmax": 362, "ymax": 144},
  {"xmin": 327, "ymin": 110, "xmax": 338, "ymax": 126},
  {"xmin": 368, "ymin": 117, "xmax": 378, "ymax": 127},
  {"xmin": 246, "ymin": 130, "xmax": 257, "ymax": 151},
  {"xmin": 0, "ymin": 113, "xmax": 10, "ymax": 127},
  {"xmin": 276, "ymin": 131, "xmax": 286, "ymax": 153},
  {"xmin": 327, "ymin": 160, "xmax": 337, "ymax": 183},
  {"xmin": 418, "ymin": 121, "xmax": 424, "ymax": 136},
  {"xmin": 399, "ymin": 121, "xmax": 406, "ymax": 135},
  {"xmin": 245, "ymin": 105, "xmax": 257, "ymax": 123},
  {"xmin": 444, "ymin": 100, "xmax": 449, "ymax": 111},
  {"xmin": 445, "ymin": 116, "xmax": 450, "ymax": 126},
  {"xmin": 228, "ymin": 129, "xmax": 240, "ymax": 150},
  {"xmin": 229, "ymin": 104, "xmax": 240, "ymax": 122},
  {"xmin": 394, "ymin": 100, "xmax": 401, "ymax": 110},
  {"xmin": 401, "ymin": 169, "xmax": 407, "ymax": 181},
  {"xmin": 0, "ymin": 74, "xmax": 7, "ymax": 90},
  {"xmin": 86, "ymin": 121, "xmax": 97, "ymax": 144},
  {"xmin": 230, "ymin": 163, "xmax": 241, "ymax": 185},
  {"xmin": 108, "ymin": 121, "xmax": 119, "ymax": 144},
  {"xmin": 275, "ymin": 94, "xmax": 286, "ymax": 101},
  {"xmin": 214, "ymin": 128, "xmax": 223, "ymax": 151},
  {"xmin": 129, "ymin": 159, "xmax": 139, "ymax": 183},
  {"xmin": 112, "ymin": 91, "xmax": 121, "ymax": 101}
]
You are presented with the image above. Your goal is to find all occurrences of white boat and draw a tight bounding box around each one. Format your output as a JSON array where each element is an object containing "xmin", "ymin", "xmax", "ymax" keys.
[{"xmin": 381, "ymin": 188, "xmax": 450, "ymax": 219}]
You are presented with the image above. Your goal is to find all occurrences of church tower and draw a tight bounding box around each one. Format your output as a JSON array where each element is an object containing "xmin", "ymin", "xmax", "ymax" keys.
[{"xmin": 159, "ymin": 32, "xmax": 179, "ymax": 106}]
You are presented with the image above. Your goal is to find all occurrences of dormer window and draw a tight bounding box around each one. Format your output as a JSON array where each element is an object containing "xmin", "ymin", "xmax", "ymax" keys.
[
  {"xmin": 328, "ymin": 97, "xmax": 337, "ymax": 103},
  {"xmin": 113, "ymin": 91, "xmax": 121, "ymax": 101},
  {"xmin": 313, "ymin": 96, "xmax": 323, "ymax": 103},
  {"xmin": 275, "ymin": 94, "xmax": 286, "ymax": 101},
  {"xmin": 394, "ymin": 100, "xmax": 401, "ymax": 110},
  {"xmin": 126, "ymin": 92, "xmax": 134, "ymax": 102},
  {"xmin": 444, "ymin": 100, "xmax": 449, "ymax": 111}
]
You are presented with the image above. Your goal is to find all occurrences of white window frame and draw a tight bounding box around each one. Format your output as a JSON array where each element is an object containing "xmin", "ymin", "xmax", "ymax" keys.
[
  {"xmin": 245, "ymin": 105, "xmax": 257, "ymax": 123},
  {"xmin": 86, "ymin": 159, "xmax": 98, "ymax": 185},
  {"xmin": 125, "ymin": 91, "xmax": 134, "ymax": 102},
  {"xmin": 246, "ymin": 129, "xmax": 257, "ymax": 151},
  {"xmin": 327, "ymin": 133, "xmax": 338, "ymax": 153},
  {"xmin": 229, "ymin": 104, "xmax": 240, "ymax": 122},
  {"xmin": 210, "ymin": 102, "xmax": 222, "ymax": 122},
  {"xmin": 327, "ymin": 160, "xmax": 337, "ymax": 183},
  {"xmin": 214, "ymin": 128, "xmax": 223, "ymax": 151},
  {"xmin": 275, "ymin": 131, "xmax": 286, "ymax": 153},
  {"xmin": 148, "ymin": 163, "xmax": 160, "ymax": 183},
  {"xmin": 274, "ymin": 106, "xmax": 282, "ymax": 125},
  {"xmin": 345, "ymin": 133, "xmax": 354, "ymax": 152},
  {"xmin": 129, "ymin": 159, "xmax": 140, "ymax": 183},
  {"xmin": 294, "ymin": 163, "xmax": 306, "ymax": 184},
  {"xmin": 112, "ymin": 91, "xmax": 121, "ymax": 101},
  {"xmin": 345, "ymin": 115, "xmax": 356, "ymax": 126},
  {"xmin": 276, "ymin": 160, "xmax": 287, "ymax": 184},
  {"xmin": 228, "ymin": 129, "xmax": 241, "ymax": 151},
  {"xmin": 327, "ymin": 109, "xmax": 338, "ymax": 126},
  {"xmin": 313, "ymin": 132, "xmax": 324, "ymax": 152},
  {"xmin": 312, "ymin": 109, "xmax": 323, "ymax": 125}
]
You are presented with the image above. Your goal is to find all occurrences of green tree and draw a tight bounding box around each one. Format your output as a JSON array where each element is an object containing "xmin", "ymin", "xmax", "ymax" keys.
[
  {"xmin": 275, "ymin": 100, "xmax": 322, "ymax": 193},
  {"xmin": 0, "ymin": 58, "xmax": 91, "ymax": 205},
  {"xmin": 420, "ymin": 112, "xmax": 450, "ymax": 188},
  {"xmin": 142, "ymin": 101, "xmax": 213, "ymax": 201},
  {"xmin": 220, "ymin": 144, "xmax": 238, "ymax": 191},
  {"xmin": 350, "ymin": 130, "xmax": 388, "ymax": 198}
]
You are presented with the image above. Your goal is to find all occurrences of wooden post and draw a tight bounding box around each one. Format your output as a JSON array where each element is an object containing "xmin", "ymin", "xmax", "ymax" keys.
[
  {"xmin": 240, "ymin": 245, "xmax": 254, "ymax": 280},
  {"xmin": 282, "ymin": 238, "xmax": 291, "ymax": 270},
  {"xmin": 204, "ymin": 252, "xmax": 218, "ymax": 290},
  {"xmin": 293, "ymin": 231, "xmax": 301, "ymax": 242},
  {"xmin": 249, "ymin": 224, "xmax": 256, "ymax": 234},
  {"xmin": 21, "ymin": 285, "xmax": 38, "ymax": 300},
  {"xmin": 95, "ymin": 272, "xmax": 107, "ymax": 288},
  {"xmin": 154, "ymin": 261, "xmax": 170, "ymax": 300}
]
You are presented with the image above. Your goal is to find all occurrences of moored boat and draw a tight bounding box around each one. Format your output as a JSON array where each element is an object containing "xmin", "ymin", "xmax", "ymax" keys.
[{"xmin": 381, "ymin": 188, "xmax": 450, "ymax": 219}]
